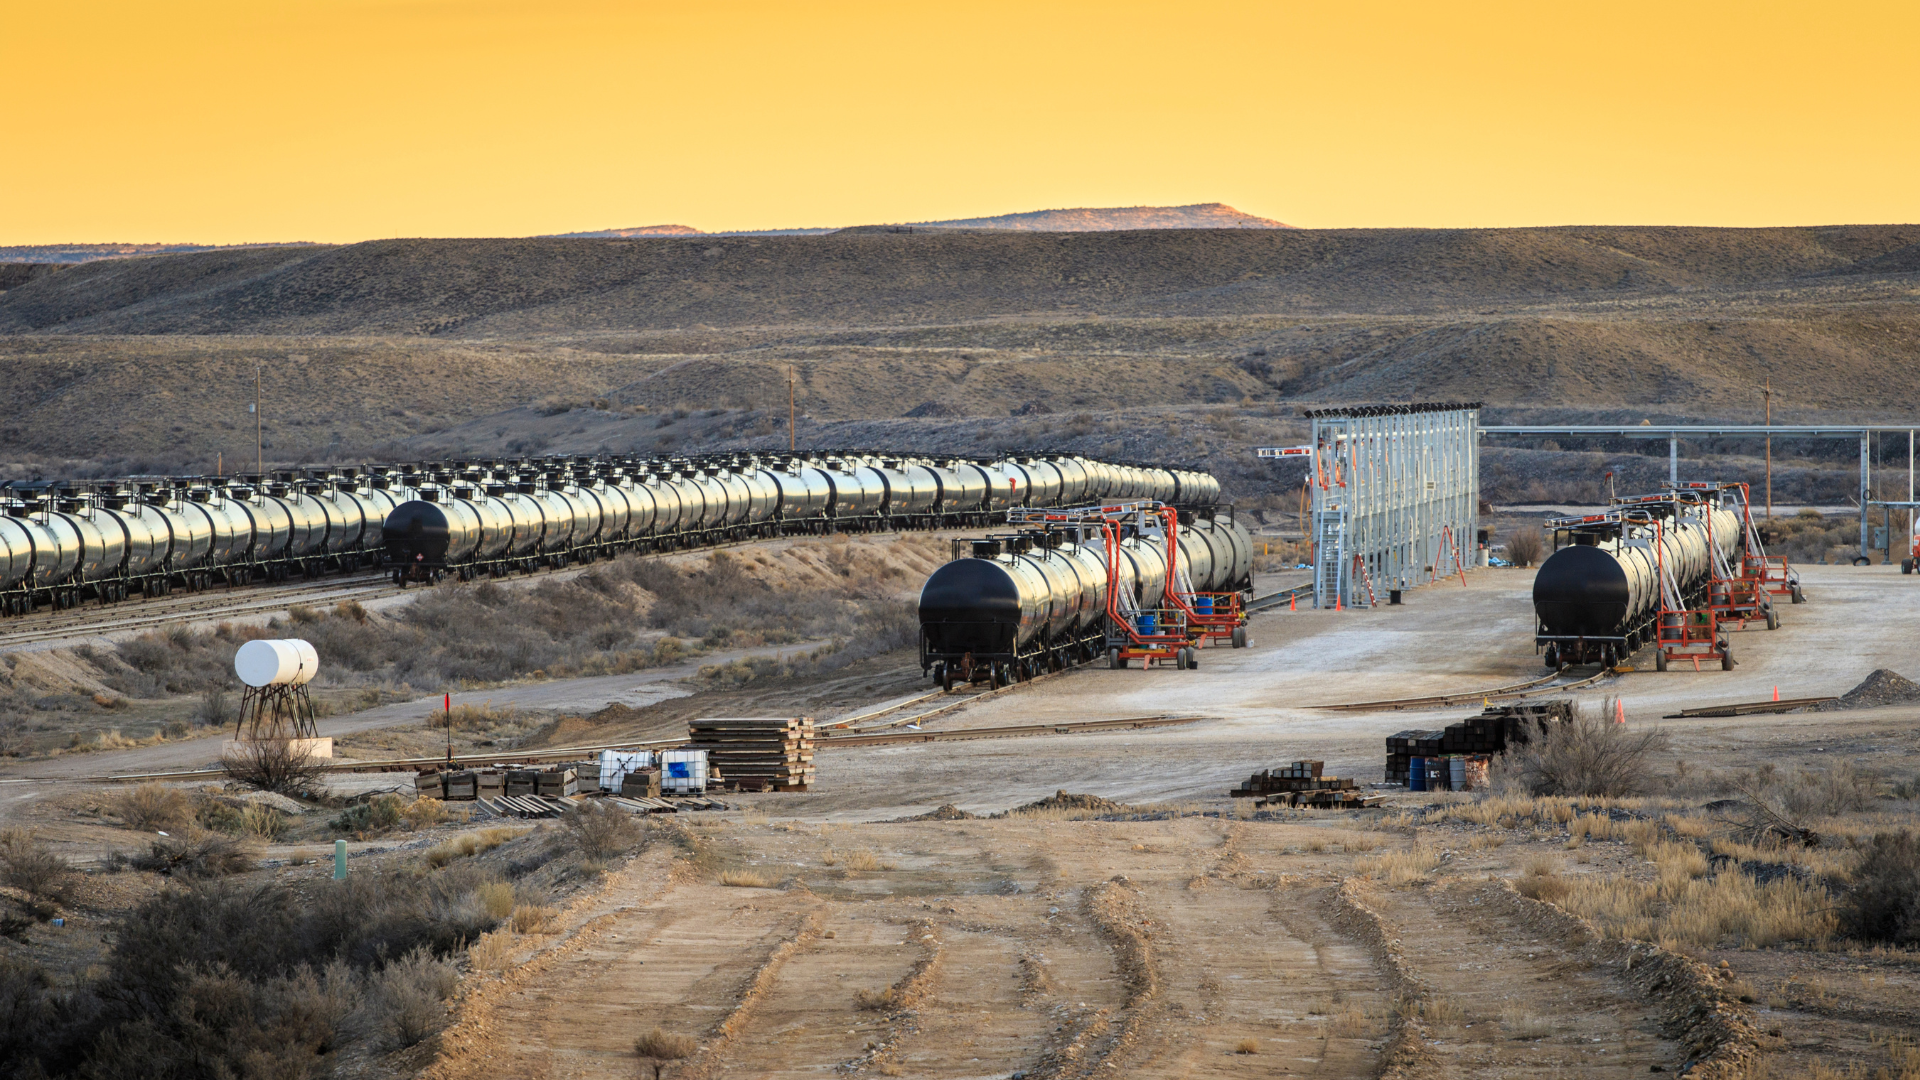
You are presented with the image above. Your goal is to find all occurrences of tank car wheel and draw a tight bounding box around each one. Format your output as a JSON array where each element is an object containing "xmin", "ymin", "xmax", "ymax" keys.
[
  {"xmin": 1231, "ymin": 626, "xmax": 1248, "ymax": 649},
  {"xmin": 1655, "ymin": 650, "xmax": 1668, "ymax": 672},
  {"xmin": 941, "ymin": 665, "xmax": 954, "ymax": 692},
  {"xmin": 1542, "ymin": 643, "xmax": 1559, "ymax": 670}
]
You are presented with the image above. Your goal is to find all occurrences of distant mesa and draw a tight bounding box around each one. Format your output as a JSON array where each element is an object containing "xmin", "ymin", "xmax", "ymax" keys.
[
  {"xmin": 547, "ymin": 224, "xmax": 703, "ymax": 238},
  {"xmin": 550, "ymin": 203, "xmax": 1292, "ymax": 239},
  {"xmin": 891, "ymin": 203, "xmax": 1294, "ymax": 232}
]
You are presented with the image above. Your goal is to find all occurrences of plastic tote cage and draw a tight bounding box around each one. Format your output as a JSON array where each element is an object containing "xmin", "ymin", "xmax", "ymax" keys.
[
  {"xmin": 659, "ymin": 749, "xmax": 709, "ymax": 794},
  {"xmin": 599, "ymin": 749, "xmax": 654, "ymax": 793}
]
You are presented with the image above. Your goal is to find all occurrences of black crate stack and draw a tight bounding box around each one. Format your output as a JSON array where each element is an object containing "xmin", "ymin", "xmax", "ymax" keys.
[
  {"xmin": 1383, "ymin": 700, "xmax": 1575, "ymax": 785},
  {"xmin": 1385, "ymin": 730, "xmax": 1445, "ymax": 784},
  {"xmin": 685, "ymin": 717, "xmax": 816, "ymax": 792},
  {"xmin": 1229, "ymin": 760, "xmax": 1358, "ymax": 798}
]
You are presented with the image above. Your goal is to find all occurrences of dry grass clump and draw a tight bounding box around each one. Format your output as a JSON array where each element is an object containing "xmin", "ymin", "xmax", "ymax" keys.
[
  {"xmin": 467, "ymin": 929, "xmax": 515, "ymax": 971},
  {"xmin": 425, "ymin": 826, "xmax": 523, "ymax": 868},
  {"xmin": 1514, "ymin": 857, "xmax": 1572, "ymax": 902},
  {"xmin": 1500, "ymin": 1007, "xmax": 1556, "ymax": 1040},
  {"xmin": 237, "ymin": 804, "xmax": 292, "ymax": 841},
  {"xmin": 1558, "ymin": 865, "xmax": 1834, "ymax": 947},
  {"xmin": 116, "ymin": 783, "xmax": 196, "ymax": 831},
  {"xmin": 719, "ymin": 868, "xmax": 772, "ymax": 888},
  {"xmin": 853, "ymin": 986, "xmax": 900, "ymax": 1011},
  {"xmin": 509, "ymin": 903, "xmax": 559, "ymax": 934},
  {"xmin": 837, "ymin": 847, "xmax": 896, "ymax": 872},
  {"xmin": 1355, "ymin": 845, "xmax": 1442, "ymax": 887},
  {"xmin": 634, "ymin": 1028, "xmax": 699, "ymax": 1079},
  {"xmin": 1232, "ymin": 1037, "xmax": 1260, "ymax": 1054},
  {"xmin": 475, "ymin": 881, "xmax": 516, "ymax": 920},
  {"xmin": 0, "ymin": 827, "xmax": 74, "ymax": 902},
  {"xmin": 1498, "ymin": 716, "xmax": 1666, "ymax": 798}
]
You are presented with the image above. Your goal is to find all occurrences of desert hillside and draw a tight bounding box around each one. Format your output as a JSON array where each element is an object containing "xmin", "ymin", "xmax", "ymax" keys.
[{"xmin": 1, "ymin": 225, "xmax": 1915, "ymax": 499}]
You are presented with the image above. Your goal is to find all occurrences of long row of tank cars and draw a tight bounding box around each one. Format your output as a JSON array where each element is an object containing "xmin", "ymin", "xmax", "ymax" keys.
[{"xmin": 0, "ymin": 451, "xmax": 1225, "ymax": 616}]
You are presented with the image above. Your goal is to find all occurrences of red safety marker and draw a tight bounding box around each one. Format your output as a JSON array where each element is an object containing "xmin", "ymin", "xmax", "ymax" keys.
[
  {"xmin": 1615, "ymin": 699, "xmax": 1626, "ymax": 724},
  {"xmin": 1289, "ymin": 593, "xmax": 1296, "ymax": 611},
  {"xmin": 1772, "ymin": 686, "xmax": 1779, "ymax": 702},
  {"xmin": 1335, "ymin": 594, "xmax": 1343, "ymax": 611}
]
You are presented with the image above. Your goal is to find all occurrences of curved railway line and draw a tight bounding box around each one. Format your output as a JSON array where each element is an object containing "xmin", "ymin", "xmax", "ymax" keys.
[{"xmin": 1311, "ymin": 667, "xmax": 1615, "ymax": 712}]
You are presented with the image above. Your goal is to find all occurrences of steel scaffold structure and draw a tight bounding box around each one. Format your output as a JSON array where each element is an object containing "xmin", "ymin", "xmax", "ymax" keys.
[{"xmin": 1289, "ymin": 404, "xmax": 1481, "ymax": 609}]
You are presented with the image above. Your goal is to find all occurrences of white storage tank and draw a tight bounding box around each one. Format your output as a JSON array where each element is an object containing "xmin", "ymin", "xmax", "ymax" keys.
[
  {"xmin": 598, "ymin": 748, "xmax": 654, "ymax": 792},
  {"xmin": 234, "ymin": 638, "xmax": 319, "ymax": 687},
  {"xmin": 659, "ymin": 748, "xmax": 709, "ymax": 794}
]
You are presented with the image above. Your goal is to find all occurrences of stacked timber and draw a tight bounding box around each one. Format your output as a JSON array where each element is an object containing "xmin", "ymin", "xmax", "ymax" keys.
[
  {"xmin": 685, "ymin": 717, "xmax": 816, "ymax": 792},
  {"xmin": 1229, "ymin": 761, "xmax": 1358, "ymax": 798},
  {"xmin": 1384, "ymin": 731, "xmax": 1445, "ymax": 784}
]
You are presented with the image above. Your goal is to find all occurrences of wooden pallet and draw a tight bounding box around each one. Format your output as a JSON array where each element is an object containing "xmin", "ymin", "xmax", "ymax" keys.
[
  {"xmin": 481, "ymin": 794, "xmax": 576, "ymax": 818},
  {"xmin": 605, "ymin": 795, "xmax": 732, "ymax": 814}
]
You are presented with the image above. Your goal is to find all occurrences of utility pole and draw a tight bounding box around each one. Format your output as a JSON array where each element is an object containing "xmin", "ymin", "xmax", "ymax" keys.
[
  {"xmin": 788, "ymin": 365, "xmax": 796, "ymax": 452},
  {"xmin": 256, "ymin": 362, "xmax": 264, "ymax": 477},
  {"xmin": 1762, "ymin": 378, "xmax": 1772, "ymax": 520}
]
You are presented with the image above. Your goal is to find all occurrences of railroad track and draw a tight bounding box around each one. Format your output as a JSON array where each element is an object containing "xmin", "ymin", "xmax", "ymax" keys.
[
  {"xmin": 0, "ymin": 574, "xmax": 404, "ymax": 647},
  {"xmin": 1245, "ymin": 582, "xmax": 1314, "ymax": 612},
  {"xmin": 817, "ymin": 713, "xmax": 1206, "ymax": 747},
  {"xmin": 1311, "ymin": 667, "xmax": 1614, "ymax": 712}
]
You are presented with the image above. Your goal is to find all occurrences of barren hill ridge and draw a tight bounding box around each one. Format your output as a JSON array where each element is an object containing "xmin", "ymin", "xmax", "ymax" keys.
[{"xmin": 3, "ymin": 224, "xmax": 1917, "ymax": 336}]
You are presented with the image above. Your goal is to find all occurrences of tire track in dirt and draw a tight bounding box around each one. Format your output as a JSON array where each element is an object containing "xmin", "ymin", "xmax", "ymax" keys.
[
  {"xmin": 1361, "ymin": 879, "xmax": 1686, "ymax": 1077},
  {"xmin": 698, "ymin": 906, "xmax": 926, "ymax": 1079}
]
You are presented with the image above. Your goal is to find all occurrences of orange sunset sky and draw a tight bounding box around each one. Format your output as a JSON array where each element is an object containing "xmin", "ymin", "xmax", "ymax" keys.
[{"xmin": 5, "ymin": 0, "xmax": 1917, "ymax": 245}]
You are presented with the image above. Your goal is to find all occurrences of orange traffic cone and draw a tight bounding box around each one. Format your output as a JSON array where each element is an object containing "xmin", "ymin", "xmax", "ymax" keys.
[
  {"xmin": 1615, "ymin": 699, "xmax": 1626, "ymax": 724},
  {"xmin": 1335, "ymin": 594, "xmax": 1343, "ymax": 611},
  {"xmin": 1772, "ymin": 686, "xmax": 1779, "ymax": 702},
  {"xmin": 1289, "ymin": 593, "xmax": 1296, "ymax": 611}
]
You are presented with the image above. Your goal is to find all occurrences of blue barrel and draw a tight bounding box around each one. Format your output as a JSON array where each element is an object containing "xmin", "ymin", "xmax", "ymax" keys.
[
  {"xmin": 1196, "ymin": 596, "xmax": 1214, "ymax": 616},
  {"xmin": 1138, "ymin": 612, "xmax": 1156, "ymax": 636},
  {"xmin": 1408, "ymin": 756, "xmax": 1426, "ymax": 791}
]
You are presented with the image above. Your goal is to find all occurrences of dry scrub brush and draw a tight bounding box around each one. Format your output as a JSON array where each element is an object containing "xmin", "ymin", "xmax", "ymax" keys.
[
  {"xmin": 1497, "ymin": 715, "xmax": 1666, "ymax": 798},
  {"xmin": 634, "ymin": 1028, "xmax": 698, "ymax": 1080},
  {"xmin": 0, "ymin": 828, "xmax": 74, "ymax": 903},
  {"xmin": 222, "ymin": 737, "xmax": 329, "ymax": 795}
]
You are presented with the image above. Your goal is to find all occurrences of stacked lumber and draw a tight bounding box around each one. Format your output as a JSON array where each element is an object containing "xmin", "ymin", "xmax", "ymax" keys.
[
  {"xmin": 1260, "ymin": 790, "xmax": 1385, "ymax": 809},
  {"xmin": 685, "ymin": 717, "xmax": 816, "ymax": 792},
  {"xmin": 1229, "ymin": 761, "xmax": 1359, "ymax": 798}
]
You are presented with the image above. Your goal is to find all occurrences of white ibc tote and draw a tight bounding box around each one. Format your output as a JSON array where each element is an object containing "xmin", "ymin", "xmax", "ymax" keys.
[{"xmin": 234, "ymin": 639, "xmax": 319, "ymax": 688}]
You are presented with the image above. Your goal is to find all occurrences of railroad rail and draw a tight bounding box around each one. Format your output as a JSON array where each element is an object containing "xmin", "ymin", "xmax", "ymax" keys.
[
  {"xmin": 1662, "ymin": 696, "xmax": 1836, "ymax": 719},
  {"xmin": 1245, "ymin": 582, "xmax": 1315, "ymax": 612},
  {"xmin": 816, "ymin": 713, "xmax": 1206, "ymax": 747},
  {"xmin": 1311, "ymin": 668, "xmax": 1614, "ymax": 712},
  {"xmin": 0, "ymin": 575, "xmax": 403, "ymax": 648}
]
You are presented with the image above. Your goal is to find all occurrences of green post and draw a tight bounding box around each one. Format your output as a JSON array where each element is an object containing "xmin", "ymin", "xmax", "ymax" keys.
[{"xmin": 333, "ymin": 839, "xmax": 347, "ymax": 880}]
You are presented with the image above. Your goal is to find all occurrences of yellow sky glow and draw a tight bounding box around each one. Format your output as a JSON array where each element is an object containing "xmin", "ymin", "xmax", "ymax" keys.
[{"xmin": 5, "ymin": 0, "xmax": 1916, "ymax": 244}]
